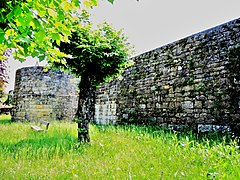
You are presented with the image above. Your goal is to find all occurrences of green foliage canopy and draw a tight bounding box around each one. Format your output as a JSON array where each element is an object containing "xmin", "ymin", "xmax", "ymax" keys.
[
  {"xmin": 55, "ymin": 21, "xmax": 131, "ymax": 86},
  {"xmin": 0, "ymin": 0, "xmax": 115, "ymax": 62}
]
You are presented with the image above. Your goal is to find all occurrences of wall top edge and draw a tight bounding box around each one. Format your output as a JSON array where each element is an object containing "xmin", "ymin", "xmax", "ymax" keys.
[{"xmin": 132, "ymin": 17, "xmax": 240, "ymax": 59}]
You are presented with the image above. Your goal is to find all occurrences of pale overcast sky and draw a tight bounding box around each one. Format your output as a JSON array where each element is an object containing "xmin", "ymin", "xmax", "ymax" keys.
[{"xmin": 6, "ymin": 0, "xmax": 240, "ymax": 91}]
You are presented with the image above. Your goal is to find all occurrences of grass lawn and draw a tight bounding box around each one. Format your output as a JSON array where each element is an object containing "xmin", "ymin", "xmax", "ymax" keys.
[{"xmin": 0, "ymin": 115, "xmax": 239, "ymax": 179}]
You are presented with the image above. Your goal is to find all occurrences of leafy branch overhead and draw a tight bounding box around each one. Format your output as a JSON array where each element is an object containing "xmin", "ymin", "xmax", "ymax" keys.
[{"xmin": 0, "ymin": 0, "xmax": 117, "ymax": 61}]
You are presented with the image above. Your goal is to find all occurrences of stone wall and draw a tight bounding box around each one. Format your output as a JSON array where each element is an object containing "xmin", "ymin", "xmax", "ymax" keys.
[
  {"xmin": 11, "ymin": 67, "xmax": 79, "ymax": 122},
  {"xmin": 95, "ymin": 17, "xmax": 240, "ymax": 132},
  {"xmin": 95, "ymin": 80, "xmax": 119, "ymax": 124}
]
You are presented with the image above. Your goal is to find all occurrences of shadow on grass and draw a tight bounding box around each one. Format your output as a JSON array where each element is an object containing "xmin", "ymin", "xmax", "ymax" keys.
[
  {"xmin": 0, "ymin": 120, "xmax": 11, "ymax": 124},
  {"xmin": 0, "ymin": 133, "xmax": 87, "ymax": 159}
]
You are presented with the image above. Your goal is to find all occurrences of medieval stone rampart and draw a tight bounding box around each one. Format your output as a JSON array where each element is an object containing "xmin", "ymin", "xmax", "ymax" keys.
[
  {"xmin": 11, "ymin": 67, "xmax": 79, "ymax": 122},
  {"xmin": 95, "ymin": 17, "xmax": 240, "ymax": 132}
]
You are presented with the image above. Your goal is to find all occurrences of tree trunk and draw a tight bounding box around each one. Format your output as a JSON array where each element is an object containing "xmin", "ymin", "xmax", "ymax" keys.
[{"xmin": 75, "ymin": 75, "xmax": 96, "ymax": 143}]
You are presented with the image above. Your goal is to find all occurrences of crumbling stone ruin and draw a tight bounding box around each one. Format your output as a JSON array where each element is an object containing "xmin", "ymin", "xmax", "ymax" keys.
[{"xmin": 11, "ymin": 67, "xmax": 79, "ymax": 122}]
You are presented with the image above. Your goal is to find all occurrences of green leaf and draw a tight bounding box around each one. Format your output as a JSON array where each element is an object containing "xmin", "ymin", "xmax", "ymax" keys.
[
  {"xmin": 0, "ymin": 28, "xmax": 4, "ymax": 44},
  {"xmin": 22, "ymin": 43, "xmax": 28, "ymax": 54},
  {"xmin": 35, "ymin": 2, "xmax": 47, "ymax": 17},
  {"xmin": 60, "ymin": 1, "xmax": 71, "ymax": 11},
  {"xmin": 39, "ymin": 55, "xmax": 45, "ymax": 61},
  {"xmin": 48, "ymin": 8, "xmax": 58, "ymax": 18},
  {"xmin": 57, "ymin": 10, "xmax": 65, "ymax": 21},
  {"xmin": 35, "ymin": 30, "xmax": 46, "ymax": 41},
  {"xmin": 13, "ymin": 5, "xmax": 22, "ymax": 17},
  {"xmin": 33, "ymin": 19, "xmax": 41, "ymax": 30},
  {"xmin": 17, "ymin": 16, "xmax": 26, "ymax": 27},
  {"xmin": 91, "ymin": 0, "xmax": 98, "ymax": 6},
  {"xmin": 6, "ymin": 10, "xmax": 14, "ymax": 21},
  {"xmin": 108, "ymin": 0, "xmax": 114, "ymax": 4},
  {"xmin": 73, "ymin": 0, "xmax": 80, "ymax": 7},
  {"xmin": 32, "ymin": 50, "xmax": 39, "ymax": 57},
  {"xmin": 53, "ymin": 0, "xmax": 60, "ymax": 7},
  {"xmin": 25, "ymin": 13, "xmax": 33, "ymax": 26},
  {"xmin": 52, "ymin": 33, "xmax": 61, "ymax": 41},
  {"xmin": 0, "ymin": 12, "xmax": 5, "ymax": 23},
  {"xmin": 17, "ymin": 26, "xmax": 25, "ymax": 33},
  {"xmin": 83, "ymin": 1, "xmax": 91, "ymax": 8}
]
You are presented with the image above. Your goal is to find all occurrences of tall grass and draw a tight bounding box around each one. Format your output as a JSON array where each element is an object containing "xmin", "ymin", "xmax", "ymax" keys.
[{"xmin": 0, "ymin": 116, "xmax": 239, "ymax": 179}]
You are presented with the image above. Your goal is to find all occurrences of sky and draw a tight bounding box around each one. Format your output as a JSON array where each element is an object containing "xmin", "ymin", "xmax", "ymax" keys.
[{"xmin": 6, "ymin": 0, "xmax": 240, "ymax": 91}]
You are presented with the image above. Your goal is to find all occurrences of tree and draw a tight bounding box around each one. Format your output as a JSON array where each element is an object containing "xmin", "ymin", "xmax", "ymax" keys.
[{"xmin": 52, "ymin": 19, "xmax": 132, "ymax": 142}]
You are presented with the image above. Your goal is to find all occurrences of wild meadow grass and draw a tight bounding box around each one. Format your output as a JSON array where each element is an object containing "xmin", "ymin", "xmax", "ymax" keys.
[{"xmin": 0, "ymin": 115, "xmax": 240, "ymax": 179}]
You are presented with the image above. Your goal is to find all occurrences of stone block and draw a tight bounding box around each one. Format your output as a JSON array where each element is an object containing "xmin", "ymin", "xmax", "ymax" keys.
[
  {"xmin": 182, "ymin": 101, "xmax": 193, "ymax": 109},
  {"xmin": 194, "ymin": 101, "xmax": 202, "ymax": 109},
  {"xmin": 139, "ymin": 104, "xmax": 146, "ymax": 109}
]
